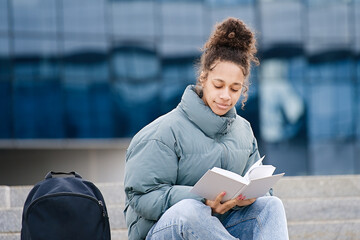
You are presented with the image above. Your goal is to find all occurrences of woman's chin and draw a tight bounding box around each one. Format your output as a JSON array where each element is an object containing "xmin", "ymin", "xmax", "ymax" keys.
[{"xmin": 211, "ymin": 107, "xmax": 229, "ymax": 116}]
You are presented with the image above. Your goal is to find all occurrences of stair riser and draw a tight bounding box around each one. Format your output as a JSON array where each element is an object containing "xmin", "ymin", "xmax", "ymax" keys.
[
  {"xmin": 273, "ymin": 176, "xmax": 360, "ymax": 199},
  {"xmin": 283, "ymin": 197, "xmax": 360, "ymax": 222},
  {"xmin": 0, "ymin": 207, "xmax": 127, "ymax": 232},
  {"xmin": 288, "ymin": 221, "xmax": 360, "ymax": 240}
]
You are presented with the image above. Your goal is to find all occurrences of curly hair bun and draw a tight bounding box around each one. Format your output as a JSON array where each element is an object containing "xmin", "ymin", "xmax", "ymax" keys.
[
  {"xmin": 198, "ymin": 17, "xmax": 259, "ymax": 109},
  {"xmin": 204, "ymin": 17, "xmax": 255, "ymax": 53},
  {"xmin": 228, "ymin": 32, "xmax": 235, "ymax": 39}
]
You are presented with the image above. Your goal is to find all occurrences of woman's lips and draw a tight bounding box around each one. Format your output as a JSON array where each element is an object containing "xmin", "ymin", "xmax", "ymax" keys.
[{"xmin": 215, "ymin": 102, "xmax": 230, "ymax": 110}]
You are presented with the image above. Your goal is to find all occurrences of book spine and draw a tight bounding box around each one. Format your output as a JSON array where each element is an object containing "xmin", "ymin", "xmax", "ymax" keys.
[{"xmin": 232, "ymin": 184, "xmax": 248, "ymax": 199}]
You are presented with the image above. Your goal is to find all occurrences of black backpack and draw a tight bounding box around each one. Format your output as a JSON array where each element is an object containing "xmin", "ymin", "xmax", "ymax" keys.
[{"xmin": 21, "ymin": 171, "xmax": 111, "ymax": 240}]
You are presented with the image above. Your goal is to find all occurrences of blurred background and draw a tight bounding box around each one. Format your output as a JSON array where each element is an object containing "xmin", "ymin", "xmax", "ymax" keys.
[{"xmin": 0, "ymin": 0, "xmax": 359, "ymax": 185}]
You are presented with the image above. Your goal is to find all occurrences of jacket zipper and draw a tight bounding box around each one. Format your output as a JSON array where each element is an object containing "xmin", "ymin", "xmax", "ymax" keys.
[
  {"xmin": 218, "ymin": 120, "xmax": 231, "ymax": 169},
  {"xmin": 220, "ymin": 142, "xmax": 228, "ymax": 169}
]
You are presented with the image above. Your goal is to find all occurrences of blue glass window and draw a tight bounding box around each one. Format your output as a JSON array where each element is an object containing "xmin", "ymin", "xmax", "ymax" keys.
[
  {"xmin": 257, "ymin": 57, "xmax": 308, "ymax": 176},
  {"xmin": 13, "ymin": 39, "xmax": 63, "ymax": 138},
  {"xmin": 308, "ymin": 83, "xmax": 337, "ymax": 139},
  {"xmin": 160, "ymin": 1, "xmax": 204, "ymax": 56},
  {"xmin": 112, "ymin": 45, "xmax": 161, "ymax": 136},
  {"xmin": 287, "ymin": 57, "xmax": 307, "ymax": 98},
  {"xmin": 62, "ymin": 0, "xmax": 106, "ymax": 36},
  {"xmin": 357, "ymin": 58, "xmax": 360, "ymax": 139},
  {"xmin": 307, "ymin": 1, "xmax": 351, "ymax": 54},
  {"xmin": 110, "ymin": 1, "xmax": 156, "ymax": 40},
  {"xmin": 0, "ymin": 37, "xmax": 10, "ymax": 79},
  {"xmin": 0, "ymin": 37, "xmax": 11, "ymax": 138},
  {"xmin": 63, "ymin": 51, "xmax": 113, "ymax": 138},
  {"xmin": 64, "ymin": 40, "xmax": 108, "ymax": 55},
  {"xmin": 205, "ymin": 0, "xmax": 254, "ymax": 6},
  {"xmin": 259, "ymin": 58, "xmax": 306, "ymax": 143},
  {"xmin": 207, "ymin": 2, "xmax": 256, "ymax": 39},
  {"xmin": 260, "ymin": 1, "xmax": 302, "ymax": 50},
  {"xmin": 307, "ymin": 57, "xmax": 354, "ymax": 141},
  {"xmin": 113, "ymin": 81, "xmax": 160, "ymax": 137},
  {"xmin": 112, "ymin": 45, "xmax": 160, "ymax": 81},
  {"xmin": 0, "ymin": 0, "xmax": 8, "ymax": 32},
  {"xmin": 161, "ymin": 56, "xmax": 197, "ymax": 113},
  {"xmin": 13, "ymin": 58, "xmax": 63, "ymax": 138},
  {"xmin": 355, "ymin": 2, "xmax": 360, "ymax": 52},
  {"xmin": 13, "ymin": 0, "xmax": 57, "ymax": 34}
]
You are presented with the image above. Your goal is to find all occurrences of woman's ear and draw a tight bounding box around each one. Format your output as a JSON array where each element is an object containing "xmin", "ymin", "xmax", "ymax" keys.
[{"xmin": 199, "ymin": 71, "xmax": 206, "ymax": 85}]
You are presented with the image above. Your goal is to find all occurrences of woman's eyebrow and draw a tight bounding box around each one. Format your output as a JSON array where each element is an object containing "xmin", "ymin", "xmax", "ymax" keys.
[
  {"xmin": 232, "ymin": 82, "xmax": 243, "ymax": 87},
  {"xmin": 212, "ymin": 79, "xmax": 243, "ymax": 86},
  {"xmin": 212, "ymin": 78, "xmax": 224, "ymax": 83}
]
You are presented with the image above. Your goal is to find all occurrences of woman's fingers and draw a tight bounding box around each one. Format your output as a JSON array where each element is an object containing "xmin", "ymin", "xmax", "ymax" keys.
[
  {"xmin": 235, "ymin": 197, "xmax": 256, "ymax": 207},
  {"xmin": 214, "ymin": 191, "xmax": 226, "ymax": 205},
  {"xmin": 206, "ymin": 192, "xmax": 238, "ymax": 214},
  {"xmin": 205, "ymin": 193, "xmax": 257, "ymax": 214},
  {"xmin": 219, "ymin": 198, "xmax": 238, "ymax": 213}
]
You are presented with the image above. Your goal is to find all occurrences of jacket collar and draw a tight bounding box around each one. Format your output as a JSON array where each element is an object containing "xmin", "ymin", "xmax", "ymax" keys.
[{"xmin": 178, "ymin": 85, "xmax": 236, "ymax": 138}]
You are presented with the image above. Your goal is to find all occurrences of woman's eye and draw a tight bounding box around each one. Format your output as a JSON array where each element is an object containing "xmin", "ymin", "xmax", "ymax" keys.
[
  {"xmin": 214, "ymin": 85, "xmax": 222, "ymax": 89},
  {"xmin": 231, "ymin": 88, "xmax": 240, "ymax": 92}
]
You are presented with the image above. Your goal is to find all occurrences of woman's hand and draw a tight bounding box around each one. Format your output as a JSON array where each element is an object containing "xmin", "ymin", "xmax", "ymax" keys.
[{"xmin": 205, "ymin": 192, "xmax": 256, "ymax": 214}]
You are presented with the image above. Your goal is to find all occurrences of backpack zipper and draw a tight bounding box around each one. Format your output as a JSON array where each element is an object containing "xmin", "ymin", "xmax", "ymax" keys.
[
  {"xmin": 25, "ymin": 192, "xmax": 108, "ymax": 222},
  {"xmin": 98, "ymin": 200, "xmax": 106, "ymax": 217}
]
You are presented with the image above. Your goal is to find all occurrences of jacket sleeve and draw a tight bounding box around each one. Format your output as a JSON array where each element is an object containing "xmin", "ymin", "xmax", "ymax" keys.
[{"xmin": 124, "ymin": 139, "xmax": 204, "ymax": 221}]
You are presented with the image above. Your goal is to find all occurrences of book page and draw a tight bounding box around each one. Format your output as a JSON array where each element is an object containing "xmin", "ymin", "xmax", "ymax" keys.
[
  {"xmin": 244, "ymin": 156, "xmax": 265, "ymax": 180},
  {"xmin": 190, "ymin": 169, "xmax": 248, "ymax": 202},
  {"xmin": 211, "ymin": 167, "xmax": 248, "ymax": 184},
  {"xmin": 248, "ymin": 165, "xmax": 275, "ymax": 180},
  {"xmin": 240, "ymin": 173, "xmax": 284, "ymax": 199}
]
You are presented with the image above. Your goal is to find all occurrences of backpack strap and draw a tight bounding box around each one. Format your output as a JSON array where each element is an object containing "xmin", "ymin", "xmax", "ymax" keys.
[{"xmin": 45, "ymin": 171, "xmax": 82, "ymax": 179}]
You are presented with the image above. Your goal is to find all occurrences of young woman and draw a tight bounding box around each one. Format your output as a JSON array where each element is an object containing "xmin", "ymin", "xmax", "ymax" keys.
[{"xmin": 124, "ymin": 17, "xmax": 289, "ymax": 240}]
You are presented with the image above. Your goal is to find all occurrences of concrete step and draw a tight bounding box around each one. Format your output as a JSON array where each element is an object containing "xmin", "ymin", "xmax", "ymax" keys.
[
  {"xmin": 0, "ymin": 230, "xmax": 128, "ymax": 240},
  {"xmin": 4, "ymin": 175, "xmax": 360, "ymax": 208},
  {"xmin": 273, "ymin": 175, "xmax": 360, "ymax": 199},
  {"xmin": 0, "ymin": 233, "xmax": 19, "ymax": 240},
  {"xmin": 288, "ymin": 219, "xmax": 360, "ymax": 240},
  {"xmin": 0, "ymin": 183, "xmax": 126, "ymax": 209},
  {"xmin": 0, "ymin": 187, "xmax": 10, "ymax": 209},
  {"xmin": 2, "ymin": 175, "xmax": 360, "ymax": 240},
  {"xmin": 0, "ymin": 208, "xmax": 21, "ymax": 233},
  {"xmin": 3, "ymin": 197, "xmax": 359, "ymax": 233},
  {"xmin": 0, "ymin": 205, "xmax": 127, "ymax": 233},
  {"xmin": 283, "ymin": 197, "xmax": 360, "ymax": 222}
]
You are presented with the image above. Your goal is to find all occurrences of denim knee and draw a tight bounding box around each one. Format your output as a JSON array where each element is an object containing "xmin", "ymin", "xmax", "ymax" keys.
[
  {"xmin": 148, "ymin": 199, "xmax": 209, "ymax": 237},
  {"xmin": 254, "ymin": 196, "xmax": 289, "ymax": 239},
  {"xmin": 147, "ymin": 199, "xmax": 240, "ymax": 240},
  {"xmin": 164, "ymin": 199, "xmax": 209, "ymax": 222},
  {"xmin": 257, "ymin": 196, "xmax": 285, "ymax": 213},
  {"xmin": 255, "ymin": 196, "xmax": 287, "ymax": 230}
]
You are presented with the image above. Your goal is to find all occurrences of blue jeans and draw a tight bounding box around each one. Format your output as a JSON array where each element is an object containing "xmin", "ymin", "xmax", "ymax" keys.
[{"xmin": 146, "ymin": 196, "xmax": 289, "ymax": 240}]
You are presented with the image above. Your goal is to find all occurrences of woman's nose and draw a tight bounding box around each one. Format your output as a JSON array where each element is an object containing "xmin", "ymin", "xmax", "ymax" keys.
[{"xmin": 219, "ymin": 89, "xmax": 231, "ymax": 100}]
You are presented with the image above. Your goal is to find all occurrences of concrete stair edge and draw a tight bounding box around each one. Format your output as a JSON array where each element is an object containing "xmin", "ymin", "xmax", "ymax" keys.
[
  {"xmin": 2, "ymin": 175, "xmax": 360, "ymax": 240},
  {"xmin": 0, "ymin": 230, "xmax": 128, "ymax": 240},
  {"xmin": 272, "ymin": 174, "xmax": 360, "ymax": 199},
  {"xmin": 3, "ymin": 175, "xmax": 360, "ymax": 209}
]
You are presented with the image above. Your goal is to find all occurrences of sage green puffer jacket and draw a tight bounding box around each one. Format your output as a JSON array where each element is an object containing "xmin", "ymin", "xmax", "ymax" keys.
[{"xmin": 124, "ymin": 85, "xmax": 260, "ymax": 240}]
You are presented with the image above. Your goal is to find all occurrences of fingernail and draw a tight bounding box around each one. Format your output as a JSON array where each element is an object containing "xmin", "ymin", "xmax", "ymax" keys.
[{"xmin": 222, "ymin": 192, "xmax": 226, "ymax": 196}]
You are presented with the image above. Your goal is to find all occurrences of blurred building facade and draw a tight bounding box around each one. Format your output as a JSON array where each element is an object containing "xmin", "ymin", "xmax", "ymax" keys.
[{"xmin": 0, "ymin": 0, "xmax": 360, "ymax": 179}]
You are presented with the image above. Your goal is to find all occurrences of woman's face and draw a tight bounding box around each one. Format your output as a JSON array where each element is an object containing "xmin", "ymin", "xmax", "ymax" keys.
[{"xmin": 201, "ymin": 61, "xmax": 244, "ymax": 116}]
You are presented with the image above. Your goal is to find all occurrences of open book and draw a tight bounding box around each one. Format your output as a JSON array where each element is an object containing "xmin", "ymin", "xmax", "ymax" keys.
[{"xmin": 190, "ymin": 156, "xmax": 284, "ymax": 202}]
